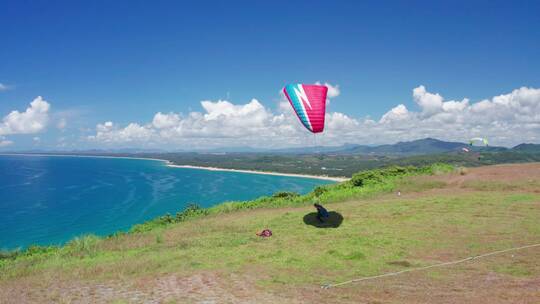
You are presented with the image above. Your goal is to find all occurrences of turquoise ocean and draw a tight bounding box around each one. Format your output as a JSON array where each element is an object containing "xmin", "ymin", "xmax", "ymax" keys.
[{"xmin": 0, "ymin": 155, "xmax": 332, "ymax": 249}]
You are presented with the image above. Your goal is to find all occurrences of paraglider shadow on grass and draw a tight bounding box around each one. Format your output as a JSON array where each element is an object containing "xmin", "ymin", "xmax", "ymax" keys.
[{"xmin": 303, "ymin": 212, "xmax": 343, "ymax": 228}]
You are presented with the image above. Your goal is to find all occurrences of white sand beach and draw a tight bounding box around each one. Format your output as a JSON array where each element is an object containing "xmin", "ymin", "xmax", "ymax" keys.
[{"xmin": 167, "ymin": 164, "xmax": 349, "ymax": 182}]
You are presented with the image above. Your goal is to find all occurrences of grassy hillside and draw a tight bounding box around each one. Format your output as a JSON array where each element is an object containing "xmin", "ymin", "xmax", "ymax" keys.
[{"xmin": 1, "ymin": 163, "xmax": 539, "ymax": 303}]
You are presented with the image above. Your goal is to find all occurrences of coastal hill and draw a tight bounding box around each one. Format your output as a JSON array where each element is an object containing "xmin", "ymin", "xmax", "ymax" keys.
[
  {"xmin": 1, "ymin": 163, "xmax": 539, "ymax": 303},
  {"xmin": 512, "ymin": 143, "xmax": 540, "ymax": 153}
]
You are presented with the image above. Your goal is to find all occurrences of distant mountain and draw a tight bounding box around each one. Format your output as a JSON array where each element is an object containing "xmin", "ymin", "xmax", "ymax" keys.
[
  {"xmin": 5, "ymin": 138, "xmax": 519, "ymax": 157},
  {"xmin": 512, "ymin": 143, "xmax": 540, "ymax": 152},
  {"xmin": 198, "ymin": 146, "xmax": 268, "ymax": 153},
  {"xmin": 270, "ymin": 143, "xmax": 362, "ymax": 154},
  {"xmin": 247, "ymin": 138, "xmax": 498, "ymax": 156},
  {"xmin": 342, "ymin": 138, "xmax": 471, "ymax": 155}
]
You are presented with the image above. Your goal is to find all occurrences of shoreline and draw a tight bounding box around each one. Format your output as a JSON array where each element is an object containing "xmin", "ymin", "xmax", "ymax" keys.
[
  {"xmin": 0, "ymin": 153, "xmax": 348, "ymax": 182},
  {"xmin": 168, "ymin": 164, "xmax": 349, "ymax": 182}
]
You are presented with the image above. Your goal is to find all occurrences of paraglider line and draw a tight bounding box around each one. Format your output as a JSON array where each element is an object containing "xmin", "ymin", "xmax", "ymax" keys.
[{"xmin": 321, "ymin": 242, "xmax": 540, "ymax": 289}]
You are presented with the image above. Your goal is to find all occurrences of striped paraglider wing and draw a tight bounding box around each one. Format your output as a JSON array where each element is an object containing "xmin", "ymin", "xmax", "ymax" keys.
[{"xmin": 283, "ymin": 84, "xmax": 328, "ymax": 133}]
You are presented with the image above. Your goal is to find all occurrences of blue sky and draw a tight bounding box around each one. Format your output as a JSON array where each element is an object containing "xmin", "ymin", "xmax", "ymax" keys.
[{"xmin": 1, "ymin": 1, "xmax": 539, "ymax": 149}]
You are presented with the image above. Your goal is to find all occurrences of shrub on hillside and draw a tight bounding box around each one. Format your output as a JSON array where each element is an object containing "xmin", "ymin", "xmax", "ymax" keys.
[
  {"xmin": 24, "ymin": 245, "xmax": 57, "ymax": 257},
  {"xmin": 66, "ymin": 235, "xmax": 101, "ymax": 257},
  {"xmin": 1, "ymin": 245, "xmax": 59, "ymax": 261},
  {"xmin": 0, "ymin": 249, "xmax": 21, "ymax": 260},
  {"xmin": 131, "ymin": 203, "xmax": 209, "ymax": 233},
  {"xmin": 313, "ymin": 186, "xmax": 328, "ymax": 197},
  {"xmin": 350, "ymin": 163, "xmax": 453, "ymax": 187},
  {"xmin": 351, "ymin": 166, "xmax": 410, "ymax": 187},
  {"xmin": 272, "ymin": 191, "xmax": 299, "ymax": 199},
  {"xmin": 175, "ymin": 203, "xmax": 208, "ymax": 222},
  {"xmin": 458, "ymin": 167, "xmax": 468, "ymax": 175}
]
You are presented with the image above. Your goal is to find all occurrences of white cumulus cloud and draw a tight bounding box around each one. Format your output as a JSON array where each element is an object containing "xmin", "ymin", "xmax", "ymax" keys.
[
  {"xmin": 377, "ymin": 86, "xmax": 540, "ymax": 144},
  {"xmin": 315, "ymin": 82, "xmax": 340, "ymax": 99},
  {"xmin": 152, "ymin": 112, "xmax": 180, "ymax": 129},
  {"xmin": 89, "ymin": 122, "xmax": 155, "ymax": 143},
  {"xmin": 0, "ymin": 96, "xmax": 51, "ymax": 136},
  {"xmin": 380, "ymin": 104, "xmax": 409, "ymax": 123},
  {"xmin": 413, "ymin": 85, "xmax": 444, "ymax": 115}
]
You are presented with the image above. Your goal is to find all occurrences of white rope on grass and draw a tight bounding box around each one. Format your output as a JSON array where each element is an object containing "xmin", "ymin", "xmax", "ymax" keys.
[{"xmin": 322, "ymin": 242, "xmax": 540, "ymax": 289}]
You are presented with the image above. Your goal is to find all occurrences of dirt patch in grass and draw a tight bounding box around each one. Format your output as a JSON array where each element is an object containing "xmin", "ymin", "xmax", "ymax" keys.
[
  {"xmin": 0, "ymin": 271, "xmax": 296, "ymax": 304},
  {"xmin": 447, "ymin": 163, "xmax": 540, "ymax": 191},
  {"xmin": 393, "ymin": 162, "xmax": 540, "ymax": 200}
]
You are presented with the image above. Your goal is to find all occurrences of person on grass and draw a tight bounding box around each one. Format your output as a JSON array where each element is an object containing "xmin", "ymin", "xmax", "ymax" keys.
[{"xmin": 314, "ymin": 203, "xmax": 329, "ymax": 223}]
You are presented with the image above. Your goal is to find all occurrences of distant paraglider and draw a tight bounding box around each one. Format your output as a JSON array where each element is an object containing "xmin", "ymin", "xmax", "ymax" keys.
[
  {"xmin": 283, "ymin": 84, "xmax": 328, "ymax": 133},
  {"xmin": 469, "ymin": 137, "xmax": 489, "ymax": 147}
]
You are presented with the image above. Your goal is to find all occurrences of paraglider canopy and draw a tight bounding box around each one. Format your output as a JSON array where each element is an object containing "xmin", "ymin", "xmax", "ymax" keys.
[
  {"xmin": 469, "ymin": 137, "xmax": 488, "ymax": 146},
  {"xmin": 283, "ymin": 84, "xmax": 328, "ymax": 133}
]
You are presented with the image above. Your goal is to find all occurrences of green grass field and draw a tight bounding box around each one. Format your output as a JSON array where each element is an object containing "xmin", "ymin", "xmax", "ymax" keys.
[{"xmin": 1, "ymin": 163, "xmax": 539, "ymax": 303}]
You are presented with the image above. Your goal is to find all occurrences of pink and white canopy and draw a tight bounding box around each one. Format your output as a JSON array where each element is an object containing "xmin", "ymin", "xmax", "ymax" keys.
[{"xmin": 283, "ymin": 84, "xmax": 328, "ymax": 133}]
